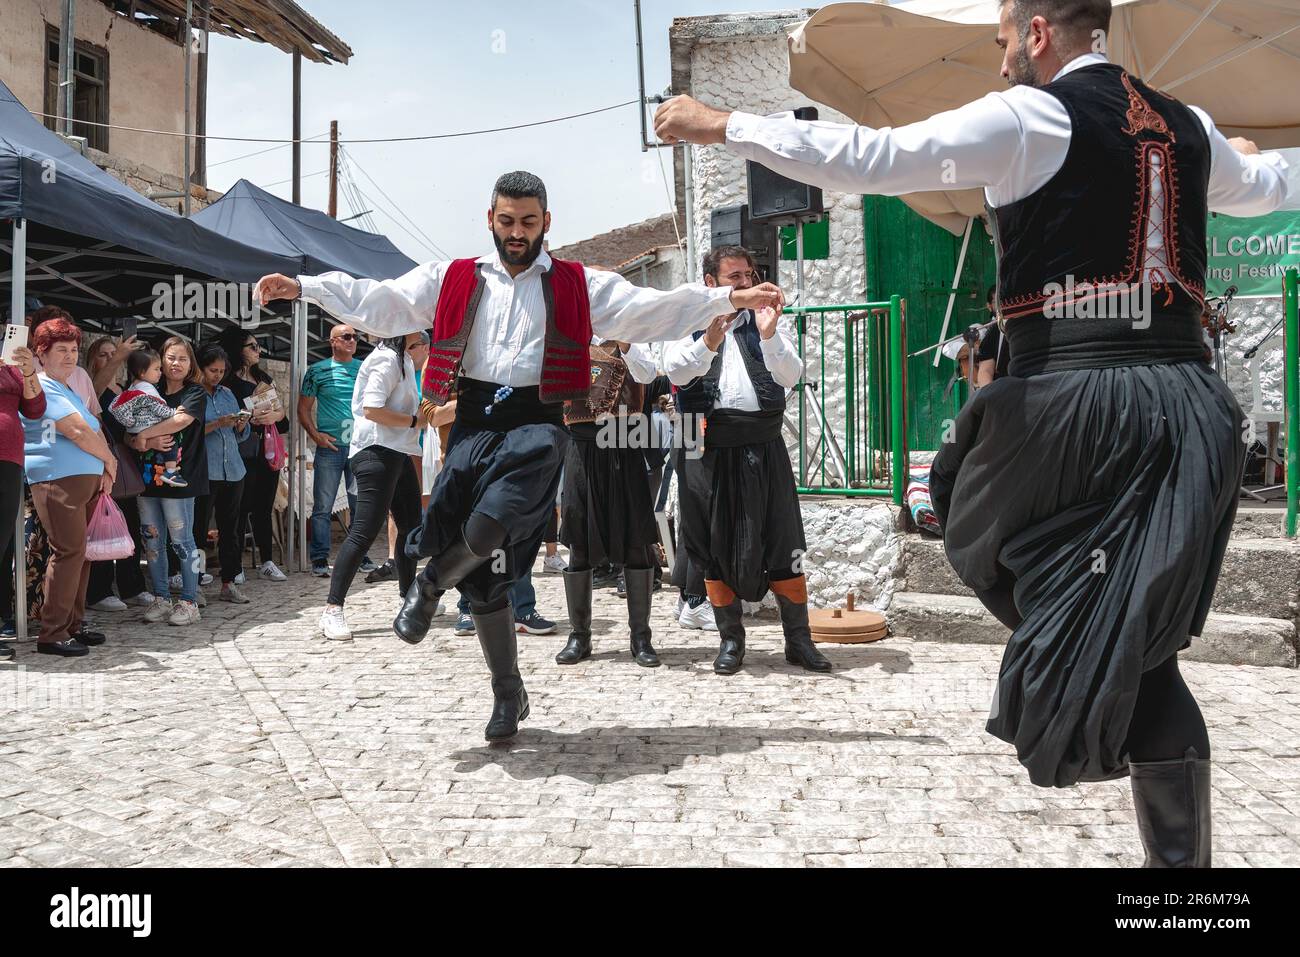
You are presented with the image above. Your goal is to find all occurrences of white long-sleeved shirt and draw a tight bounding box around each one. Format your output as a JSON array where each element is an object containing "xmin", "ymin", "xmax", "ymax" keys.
[
  {"xmin": 725, "ymin": 53, "xmax": 1289, "ymax": 221},
  {"xmin": 297, "ymin": 248, "xmax": 735, "ymax": 390},
  {"xmin": 663, "ymin": 310, "xmax": 802, "ymax": 412},
  {"xmin": 619, "ymin": 342, "xmax": 661, "ymax": 385}
]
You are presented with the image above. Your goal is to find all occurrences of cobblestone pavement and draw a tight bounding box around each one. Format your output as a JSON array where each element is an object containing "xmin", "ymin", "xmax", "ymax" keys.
[{"xmin": 1, "ymin": 555, "xmax": 1298, "ymax": 868}]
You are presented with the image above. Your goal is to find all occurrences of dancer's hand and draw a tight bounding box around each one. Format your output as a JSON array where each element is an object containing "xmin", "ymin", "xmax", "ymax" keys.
[
  {"xmin": 755, "ymin": 305, "xmax": 780, "ymax": 341},
  {"xmin": 702, "ymin": 314, "xmax": 732, "ymax": 352},
  {"xmin": 1227, "ymin": 136, "xmax": 1260, "ymax": 155},
  {"xmin": 730, "ymin": 282, "xmax": 784, "ymax": 314},
  {"xmin": 654, "ymin": 95, "xmax": 731, "ymax": 146},
  {"xmin": 254, "ymin": 274, "xmax": 302, "ymax": 305}
]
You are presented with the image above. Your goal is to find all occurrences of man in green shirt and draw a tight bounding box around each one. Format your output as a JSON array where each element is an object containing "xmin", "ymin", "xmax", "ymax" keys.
[{"xmin": 298, "ymin": 324, "xmax": 369, "ymax": 576}]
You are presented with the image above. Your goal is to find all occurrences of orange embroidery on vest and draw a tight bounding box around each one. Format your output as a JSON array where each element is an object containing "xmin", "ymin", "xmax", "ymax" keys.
[{"xmin": 1120, "ymin": 72, "xmax": 1175, "ymax": 142}]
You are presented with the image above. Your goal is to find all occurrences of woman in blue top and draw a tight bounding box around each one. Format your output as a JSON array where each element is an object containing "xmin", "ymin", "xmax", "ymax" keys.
[
  {"xmin": 195, "ymin": 345, "xmax": 252, "ymax": 604},
  {"xmin": 21, "ymin": 318, "xmax": 116, "ymax": 657}
]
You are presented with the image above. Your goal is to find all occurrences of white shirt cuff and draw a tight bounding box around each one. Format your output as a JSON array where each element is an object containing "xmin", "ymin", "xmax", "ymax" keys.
[
  {"xmin": 725, "ymin": 111, "xmax": 764, "ymax": 146},
  {"xmin": 689, "ymin": 337, "xmax": 715, "ymax": 363},
  {"xmin": 296, "ymin": 276, "xmax": 321, "ymax": 301},
  {"xmin": 759, "ymin": 333, "xmax": 788, "ymax": 357}
]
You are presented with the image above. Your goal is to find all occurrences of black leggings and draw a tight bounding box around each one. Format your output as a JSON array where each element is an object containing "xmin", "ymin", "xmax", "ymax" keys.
[
  {"xmin": 328, "ymin": 446, "xmax": 422, "ymax": 607},
  {"xmin": 0, "ymin": 461, "xmax": 21, "ymax": 608},
  {"xmin": 195, "ymin": 478, "xmax": 246, "ymax": 584},
  {"xmin": 1125, "ymin": 654, "xmax": 1211, "ymax": 762},
  {"xmin": 239, "ymin": 455, "xmax": 279, "ymax": 566}
]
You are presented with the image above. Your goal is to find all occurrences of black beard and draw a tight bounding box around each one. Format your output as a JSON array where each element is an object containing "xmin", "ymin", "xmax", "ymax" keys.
[
  {"xmin": 494, "ymin": 232, "xmax": 544, "ymax": 267},
  {"xmin": 1006, "ymin": 45, "xmax": 1041, "ymax": 88}
]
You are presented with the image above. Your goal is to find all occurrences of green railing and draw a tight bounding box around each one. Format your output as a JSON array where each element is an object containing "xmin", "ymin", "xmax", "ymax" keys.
[
  {"xmin": 789, "ymin": 296, "xmax": 908, "ymax": 505},
  {"xmin": 1285, "ymin": 268, "xmax": 1298, "ymax": 537}
]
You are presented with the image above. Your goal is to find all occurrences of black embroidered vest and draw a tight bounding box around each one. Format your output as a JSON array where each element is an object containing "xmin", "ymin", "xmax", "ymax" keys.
[
  {"xmin": 989, "ymin": 63, "xmax": 1211, "ymax": 375},
  {"xmin": 675, "ymin": 312, "xmax": 787, "ymax": 414}
]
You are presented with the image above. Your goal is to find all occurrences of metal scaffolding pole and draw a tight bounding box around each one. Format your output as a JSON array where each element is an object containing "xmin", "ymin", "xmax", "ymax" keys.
[
  {"xmin": 287, "ymin": 303, "xmax": 299, "ymax": 573},
  {"xmin": 296, "ymin": 300, "xmax": 308, "ymax": 571},
  {"xmin": 10, "ymin": 220, "xmax": 27, "ymax": 641}
]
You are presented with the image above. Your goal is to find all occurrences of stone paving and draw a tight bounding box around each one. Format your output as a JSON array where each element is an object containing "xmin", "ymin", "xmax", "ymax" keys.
[{"xmin": 1, "ymin": 553, "xmax": 1298, "ymax": 868}]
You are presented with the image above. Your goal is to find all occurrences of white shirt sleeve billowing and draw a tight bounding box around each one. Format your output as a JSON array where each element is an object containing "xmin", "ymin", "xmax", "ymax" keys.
[
  {"xmin": 621, "ymin": 343, "xmax": 661, "ymax": 384},
  {"xmin": 586, "ymin": 269, "xmax": 736, "ymax": 344},
  {"xmin": 1189, "ymin": 106, "xmax": 1291, "ymax": 217},
  {"xmin": 759, "ymin": 320, "xmax": 804, "ymax": 389},
  {"xmin": 724, "ymin": 94, "xmax": 1030, "ymax": 199},
  {"xmin": 663, "ymin": 335, "xmax": 717, "ymax": 386},
  {"xmin": 297, "ymin": 261, "xmax": 449, "ymax": 338}
]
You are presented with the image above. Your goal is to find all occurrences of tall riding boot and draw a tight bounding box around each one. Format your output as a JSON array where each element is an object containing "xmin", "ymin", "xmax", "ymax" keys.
[
  {"xmin": 1129, "ymin": 747, "xmax": 1212, "ymax": 868},
  {"xmin": 393, "ymin": 529, "xmax": 487, "ymax": 644},
  {"xmin": 707, "ymin": 579, "xmax": 745, "ymax": 675},
  {"xmin": 556, "ymin": 568, "xmax": 593, "ymax": 664},
  {"xmin": 624, "ymin": 567, "xmax": 660, "ymax": 668},
  {"xmin": 772, "ymin": 577, "xmax": 832, "ymax": 672},
  {"xmin": 474, "ymin": 604, "xmax": 530, "ymax": 741}
]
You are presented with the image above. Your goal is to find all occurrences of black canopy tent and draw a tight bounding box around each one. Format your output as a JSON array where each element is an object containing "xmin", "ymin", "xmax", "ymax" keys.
[
  {"xmin": 192, "ymin": 177, "xmax": 423, "ymax": 566},
  {"xmin": 1, "ymin": 77, "xmax": 320, "ymax": 630}
]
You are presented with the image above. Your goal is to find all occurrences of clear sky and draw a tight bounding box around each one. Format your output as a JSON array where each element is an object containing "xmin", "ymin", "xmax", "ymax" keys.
[{"xmin": 204, "ymin": 1, "xmax": 797, "ymax": 262}]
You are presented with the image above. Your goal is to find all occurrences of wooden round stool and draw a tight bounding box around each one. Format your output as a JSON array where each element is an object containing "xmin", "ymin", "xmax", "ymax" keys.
[{"xmin": 809, "ymin": 593, "xmax": 888, "ymax": 644}]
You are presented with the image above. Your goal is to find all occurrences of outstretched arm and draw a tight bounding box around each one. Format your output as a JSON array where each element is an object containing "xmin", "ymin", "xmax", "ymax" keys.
[
  {"xmin": 255, "ymin": 261, "xmax": 449, "ymax": 338},
  {"xmin": 587, "ymin": 268, "xmax": 783, "ymax": 344},
  {"xmin": 654, "ymin": 93, "xmax": 1026, "ymax": 197}
]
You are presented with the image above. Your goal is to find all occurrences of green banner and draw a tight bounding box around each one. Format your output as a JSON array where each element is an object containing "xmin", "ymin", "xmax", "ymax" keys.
[{"xmin": 1206, "ymin": 209, "xmax": 1300, "ymax": 298}]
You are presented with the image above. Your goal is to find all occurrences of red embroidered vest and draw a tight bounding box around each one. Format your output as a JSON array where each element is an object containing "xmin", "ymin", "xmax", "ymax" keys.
[{"xmin": 422, "ymin": 258, "xmax": 592, "ymax": 405}]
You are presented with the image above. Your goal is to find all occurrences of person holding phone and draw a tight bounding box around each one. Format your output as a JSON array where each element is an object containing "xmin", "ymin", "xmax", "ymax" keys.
[
  {"xmin": 0, "ymin": 338, "xmax": 44, "ymax": 661},
  {"xmin": 196, "ymin": 345, "xmax": 252, "ymax": 604}
]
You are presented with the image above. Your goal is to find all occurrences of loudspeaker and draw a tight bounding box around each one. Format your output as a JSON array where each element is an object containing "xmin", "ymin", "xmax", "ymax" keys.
[
  {"xmin": 709, "ymin": 204, "xmax": 778, "ymax": 284},
  {"xmin": 746, "ymin": 106, "xmax": 824, "ymax": 225}
]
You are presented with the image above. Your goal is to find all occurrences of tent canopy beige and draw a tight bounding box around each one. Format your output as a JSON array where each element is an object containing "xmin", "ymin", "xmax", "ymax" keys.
[{"xmin": 786, "ymin": 0, "xmax": 1300, "ymax": 233}]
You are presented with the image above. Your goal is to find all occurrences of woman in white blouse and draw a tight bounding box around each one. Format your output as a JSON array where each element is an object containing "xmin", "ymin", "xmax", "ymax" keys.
[{"xmin": 319, "ymin": 332, "xmax": 431, "ymax": 641}]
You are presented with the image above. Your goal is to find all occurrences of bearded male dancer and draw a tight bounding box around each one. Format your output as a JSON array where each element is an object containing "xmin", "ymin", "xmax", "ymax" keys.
[
  {"xmin": 655, "ymin": 0, "xmax": 1289, "ymax": 865},
  {"xmin": 256, "ymin": 171, "xmax": 784, "ymax": 741}
]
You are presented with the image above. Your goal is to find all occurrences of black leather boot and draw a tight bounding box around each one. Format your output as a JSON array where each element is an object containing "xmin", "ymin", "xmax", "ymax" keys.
[
  {"xmin": 624, "ymin": 567, "xmax": 659, "ymax": 668},
  {"xmin": 712, "ymin": 600, "xmax": 746, "ymax": 675},
  {"xmin": 556, "ymin": 568, "xmax": 593, "ymax": 664},
  {"xmin": 392, "ymin": 530, "xmax": 485, "ymax": 644},
  {"xmin": 776, "ymin": 594, "xmax": 832, "ymax": 672},
  {"xmin": 1130, "ymin": 747, "xmax": 1212, "ymax": 868},
  {"xmin": 475, "ymin": 605, "xmax": 530, "ymax": 741}
]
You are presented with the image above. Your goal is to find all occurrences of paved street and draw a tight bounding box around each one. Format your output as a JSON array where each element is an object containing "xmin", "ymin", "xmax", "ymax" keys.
[{"xmin": 1, "ymin": 556, "xmax": 1298, "ymax": 868}]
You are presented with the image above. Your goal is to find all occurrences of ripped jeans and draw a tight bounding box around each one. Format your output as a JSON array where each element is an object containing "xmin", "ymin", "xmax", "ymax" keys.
[{"xmin": 137, "ymin": 495, "xmax": 201, "ymax": 604}]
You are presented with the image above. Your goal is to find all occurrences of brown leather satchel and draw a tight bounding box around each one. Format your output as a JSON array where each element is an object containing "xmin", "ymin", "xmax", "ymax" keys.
[{"xmin": 564, "ymin": 343, "xmax": 645, "ymax": 425}]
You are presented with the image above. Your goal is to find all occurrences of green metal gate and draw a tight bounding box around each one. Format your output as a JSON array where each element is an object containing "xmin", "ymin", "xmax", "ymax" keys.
[{"xmin": 863, "ymin": 196, "xmax": 998, "ymax": 450}]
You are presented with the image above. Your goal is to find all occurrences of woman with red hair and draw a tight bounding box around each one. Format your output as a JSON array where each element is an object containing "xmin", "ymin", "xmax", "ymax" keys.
[{"xmin": 20, "ymin": 317, "xmax": 117, "ymax": 656}]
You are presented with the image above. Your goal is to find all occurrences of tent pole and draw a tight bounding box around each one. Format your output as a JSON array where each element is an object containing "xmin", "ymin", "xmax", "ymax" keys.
[
  {"xmin": 297, "ymin": 300, "xmax": 309, "ymax": 571},
  {"xmin": 287, "ymin": 303, "xmax": 298, "ymax": 573},
  {"xmin": 10, "ymin": 219, "xmax": 27, "ymax": 642}
]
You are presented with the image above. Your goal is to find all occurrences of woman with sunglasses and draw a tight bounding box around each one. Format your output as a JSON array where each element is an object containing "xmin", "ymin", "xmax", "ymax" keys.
[
  {"xmin": 317, "ymin": 332, "xmax": 430, "ymax": 640},
  {"xmin": 216, "ymin": 327, "xmax": 289, "ymax": 582}
]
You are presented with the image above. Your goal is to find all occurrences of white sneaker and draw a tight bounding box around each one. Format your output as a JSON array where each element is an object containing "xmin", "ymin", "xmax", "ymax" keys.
[
  {"xmin": 679, "ymin": 601, "xmax": 718, "ymax": 631},
  {"xmin": 128, "ymin": 592, "xmax": 156, "ymax": 608},
  {"xmin": 88, "ymin": 596, "xmax": 128, "ymax": 612},
  {"xmin": 542, "ymin": 554, "xmax": 568, "ymax": 574},
  {"xmin": 233, "ymin": 571, "xmax": 246, "ymax": 585},
  {"xmin": 143, "ymin": 598, "xmax": 173, "ymax": 623},
  {"xmin": 221, "ymin": 583, "xmax": 250, "ymax": 604},
  {"xmin": 199, "ymin": 573, "xmax": 214, "ymax": 587},
  {"xmin": 259, "ymin": 561, "xmax": 287, "ymax": 582},
  {"xmin": 318, "ymin": 606, "xmax": 353, "ymax": 641},
  {"xmin": 168, "ymin": 574, "xmax": 182, "ymax": 593},
  {"xmin": 168, "ymin": 600, "xmax": 201, "ymax": 626}
]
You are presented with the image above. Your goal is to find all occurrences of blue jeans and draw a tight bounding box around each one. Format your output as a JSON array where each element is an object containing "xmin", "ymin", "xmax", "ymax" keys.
[
  {"xmin": 458, "ymin": 568, "xmax": 536, "ymax": 620},
  {"xmin": 311, "ymin": 444, "xmax": 357, "ymax": 563},
  {"xmin": 138, "ymin": 496, "xmax": 200, "ymax": 604}
]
